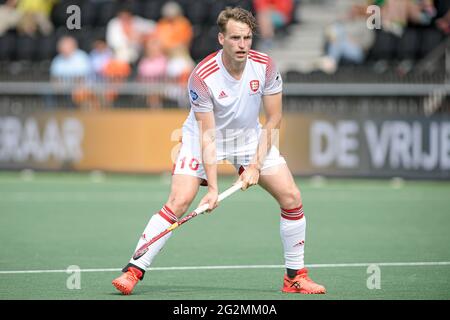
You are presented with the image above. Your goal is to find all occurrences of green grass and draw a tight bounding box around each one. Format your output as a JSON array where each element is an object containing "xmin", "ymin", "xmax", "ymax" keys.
[{"xmin": 0, "ymin": 172, "xmax": 449, "ymax": 300}]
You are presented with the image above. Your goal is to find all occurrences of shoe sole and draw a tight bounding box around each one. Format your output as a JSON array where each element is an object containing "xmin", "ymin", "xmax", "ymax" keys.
[
  {"xmin": 282, "ymin": 288, "xmax": 326, "ymax": 294},
  {"xmin": 112, "ymin": 280, "xmax": 132, "ymax": 295}
]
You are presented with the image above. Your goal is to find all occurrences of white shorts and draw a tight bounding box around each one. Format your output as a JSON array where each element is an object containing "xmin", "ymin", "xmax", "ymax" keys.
[{"xmin": 172, "ymin": 135, "xmax": 286, "ymax": 183}]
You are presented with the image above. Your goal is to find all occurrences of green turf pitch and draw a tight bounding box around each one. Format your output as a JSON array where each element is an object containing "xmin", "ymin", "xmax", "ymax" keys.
[{"xmin": 0, "ymin": 172, "xmax": 449, "ymax": 300}]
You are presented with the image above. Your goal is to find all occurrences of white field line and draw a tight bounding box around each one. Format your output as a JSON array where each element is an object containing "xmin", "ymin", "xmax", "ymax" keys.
[
  {"xmin": 1, "ymin": 261, "xmax": 449, "ymax": 275},
  {"xmin": 0, "ymin": 192, "xmax": 168, "ymax": 202}
]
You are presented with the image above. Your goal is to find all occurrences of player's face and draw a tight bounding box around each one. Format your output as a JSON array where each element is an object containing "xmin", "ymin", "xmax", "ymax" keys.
[{"xmin": 219, "ymin": 19, "xmax": 253, "ymax": 63}]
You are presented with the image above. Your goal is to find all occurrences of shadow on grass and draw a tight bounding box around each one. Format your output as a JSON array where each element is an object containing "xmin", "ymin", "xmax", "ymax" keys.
[{"xmin": 108, "ymin": 284, "xmax": 279, "ymax": 298}]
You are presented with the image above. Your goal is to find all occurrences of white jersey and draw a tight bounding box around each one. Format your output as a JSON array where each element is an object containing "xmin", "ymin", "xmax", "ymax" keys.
[{"xmin": 183, "ymin": 49, "xmax": 283, "ymax": 154}]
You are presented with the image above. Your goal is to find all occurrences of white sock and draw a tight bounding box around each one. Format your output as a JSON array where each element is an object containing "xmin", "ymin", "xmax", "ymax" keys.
[
  {"xmin": 129, "ymin": 206, "xmax": 177, "ymax": 271},
  {"xmin": 280, "ymin": 205, "xmax": 306, "ymax": 271}
]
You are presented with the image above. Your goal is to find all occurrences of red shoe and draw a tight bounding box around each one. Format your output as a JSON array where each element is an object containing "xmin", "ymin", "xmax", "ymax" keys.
[
  {"xmin": 282, "ymin": 268, "xmax": 326, "ymax": 294},
  {"xmin": 112, "ymin": 267, "xmax": 142, "ymax": 295}
]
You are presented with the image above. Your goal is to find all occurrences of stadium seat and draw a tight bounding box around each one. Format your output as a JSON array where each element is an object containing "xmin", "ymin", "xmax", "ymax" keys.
[
  {"xmin": 208, "ymin": 0, "xmax": 229, "ymax": 25},
  {"xmin": 141, "ymin": 0, "xmax": 164, "ymax": 21},
  {"xmin": 7, "ymin": 60, "xmax": 33, "ymax": 79},
  {"xmin": 0, "ymin": 32, "xmax": 16, "ymax": 61},
  {"xmin": 205, "ymin": 0, "xmax": 254, "ymax": 25},
  {"xmin": 96, "ymin": 1, "xmax": 119, "ymax": 27},
  {"xmin": 55, "ymin": 25, "xmax": 70, "ymax": 39},
  {"xmin": 80, "ymin": 0, "xmax": 97, "ymax": 27},
  {"xmin": 0, "ymin": 61, "xmax": 9, "ymax": 80},
  {"xmin": 90, "ymin": 27, "xmax": 107, "ymax": 44},
  {"xmin": 227, "ymin": 0, "xmax": 254, "ymax": 12},
  {"xmin": 418, "ymin": 28, "xmax": 445, "ymax": 59},
  {"xmin": 367, "ymin": 30, "xmax": 397, "ymax": 62},
  {"xmin": 190, "ymin": 25, "xmax": 221, "ymax": 61},
  {"xmin": 36, "ymin": 34, "xmax": 57, "ymax": 61},
  {"xmin": 396, "ymin": 28, "xmax": 420, "ymax": 61},
  {"xmin": 132, "ymin": 0, "xmax": 145, "ymax": 17},
  {"xmin": 129, "ymin": 0, "xmax": 142, "ymax": 16},
  {"xmin": 182, "ymin": 0, "xmax": 210, "ymax": 25},
  {"xmin": 434, "ymin": 0, "xmax": 450, "ymax": 18},
  {"xmin": 285, "ymin": 70, "xmax": 302, "ymax": 82},
  {"xmin": 190, "ymin": 27, "xmax": 205, "ymax": 62},
  {"xmin": 15, "ymin": 35, "xmax": 37, "ymax": 61},
  {"xmin": 50, "ymin": 2, "xmax": 65, "ymax": 27},
  {"xmin": 76, "ymin": 26, "xmax": 95, "ymax": 52},
  {"xmin": 207, "ymin": 25, "xmax": 221, "ymax": 44}
]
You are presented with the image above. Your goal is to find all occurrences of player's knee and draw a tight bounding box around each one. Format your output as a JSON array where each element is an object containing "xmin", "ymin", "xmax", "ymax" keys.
[
  {"xmin": 166, "ymin": 196, "xmax": 192, "ymax": 217},
  {"xmin": 282, "ymin": 187, "xmax": 302, "ymax": 209}
]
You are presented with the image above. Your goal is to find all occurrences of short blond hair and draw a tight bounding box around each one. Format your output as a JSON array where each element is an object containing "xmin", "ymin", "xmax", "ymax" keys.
[{"xmin": 217, "ymin": 7, "xmax": 257, "ymax": 34}]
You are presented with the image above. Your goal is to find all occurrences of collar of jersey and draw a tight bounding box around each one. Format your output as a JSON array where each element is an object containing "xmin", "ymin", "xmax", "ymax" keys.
[{"xmin": 217, "ymin": 49, "xmax": 248, "ymax": 83}]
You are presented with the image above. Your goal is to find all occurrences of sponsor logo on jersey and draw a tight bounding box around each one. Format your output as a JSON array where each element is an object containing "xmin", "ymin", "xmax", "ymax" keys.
[
  {"xmin": 218, "ymin": 90, "xmax": 228, "ymax": 99},
  {"xmin": 250, "ymin": 80, "xmax": 259, "ymax": 93},
  {"xmin": 190, "ymin": 90, "xmax": 199, "ymax": 101}
]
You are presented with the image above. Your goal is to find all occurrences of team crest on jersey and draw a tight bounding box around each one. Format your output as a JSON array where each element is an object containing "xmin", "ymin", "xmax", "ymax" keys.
[{"xmin": 249, "ymin": 80, "xmax": 259, "ymax": 93}]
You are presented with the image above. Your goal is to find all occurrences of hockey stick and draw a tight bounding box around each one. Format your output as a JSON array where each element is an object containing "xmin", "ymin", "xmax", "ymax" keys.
[{"xmin": 132, "ymin": 181, "xmax": 243, "ymax": 260}]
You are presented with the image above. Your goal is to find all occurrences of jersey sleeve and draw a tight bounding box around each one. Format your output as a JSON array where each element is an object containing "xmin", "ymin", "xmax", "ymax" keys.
[
  {"xmin": 263, "ymin": 56, "xmax": 283, "ymax": 95},
  {"xmin": 187, "ymin": 72, "xmax": 214, "ymax": 112}
]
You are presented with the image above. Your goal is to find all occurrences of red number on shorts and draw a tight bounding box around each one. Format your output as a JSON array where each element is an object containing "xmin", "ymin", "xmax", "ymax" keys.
[
  {"xmin": 179, "ymin": 157, "xmax": 199, "ymax": 171},
  {"xmin": 180, "ymin": 157, "xmax": 186, "ymax": 169},
  {"xmin": 189, "ymin": 158, "xmax": 199, "ymax": 171}
]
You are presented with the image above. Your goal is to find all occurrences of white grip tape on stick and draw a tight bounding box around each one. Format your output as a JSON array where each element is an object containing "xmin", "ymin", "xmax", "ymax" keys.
[{"xmin": 194, "ymin": 181, "xmax": 244, "ymax": 214}]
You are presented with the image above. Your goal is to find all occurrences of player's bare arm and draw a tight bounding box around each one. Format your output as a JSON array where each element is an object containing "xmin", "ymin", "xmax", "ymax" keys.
[
  {"xmin": 239, "ymin": 92, "xmax": 282, "ymax": 190},
  {"xmin": 195, "ymin": 110, "xmax": 219, "ymax": 212}
]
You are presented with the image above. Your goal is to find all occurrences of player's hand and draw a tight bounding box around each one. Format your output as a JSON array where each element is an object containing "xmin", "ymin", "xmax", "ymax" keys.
[
  {"xmin": 238, "ymin": 165, "xmax": 260, "ymax": 191},
  {"xmin": 199, "ymin": 189, "xmax": 219, "ymax": 213}
]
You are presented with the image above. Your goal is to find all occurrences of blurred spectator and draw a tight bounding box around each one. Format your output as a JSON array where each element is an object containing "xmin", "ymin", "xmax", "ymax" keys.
[
  {"xmin": 155, "ymin": 1, "xmax": 193, "ymax": 55},
  {"xmin": 50, "ymin": 36, "xmax": 95, "ymax": 109},
  {"xmin": 166, "ymin": 46, "xmax": 194, "ymax": 107},
  {"xmin": 138, "ymin": 39, "xmax": 168, "ymax": 80},
  {"xmin": 106, "ymin": 4, "xmax": 155, "ymax": 65},
  {"xmin": 137, "ymin": 37, "xmax": 168, "ymax": 109},
  {"xmin": 436, "ymin": 8, "xmax": 450, "ymax": 35},
  {"xmin": 0, "ymin": 0, "xmax": 22, "ymax": 36},
  {"xmin": 16, "ymin": 0, "xmax": 56, "ymax": 36},
  {"xmin": 89, "ymin": 38, "xmax": 114, "ymax": 80},
  {"xmin": 50, "ymin": 36, "xmax": 92, "ymax": 80},
  {"xmin": 103, "ymin": 58, "xmax": 131, "ymax": 79},
  {"xmin": 376, "ymin": 0, "xmax": 436, "ymax": 37},
  {"xmin": 253, "ymin": 0, "xmax": 294, "ymax": 50},
  {"xmin": 317, "ymin": 1, "xmax": 375, "ymax": 74},
  {"xmin": 101, "ymin": 56, "xmax": 132, "ymax": 107},
  {"xmin": 366, "ymin": 0, "xmax": 440, "ymax": 75},
  {"xmin": 166, "ymin": 46, "xmax": 194, "ymax": 85},
  {"xmin": 72, "ymin": 53, "xmax": 131, "ymax": 110}
]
